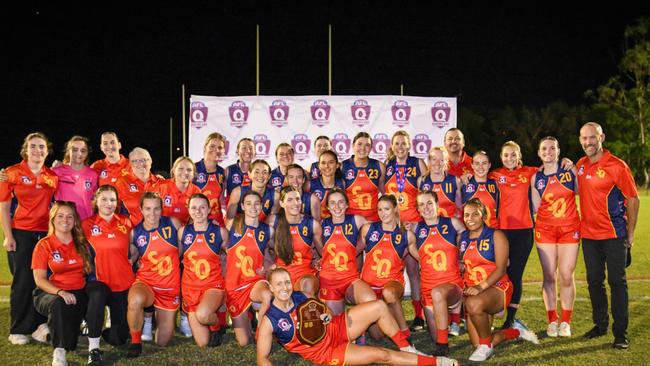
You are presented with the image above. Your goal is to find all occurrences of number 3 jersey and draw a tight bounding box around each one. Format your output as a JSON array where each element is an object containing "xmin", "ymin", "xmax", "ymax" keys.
[
  {"xmin": 180, "ymin": 222, "xmax": 225, "ymax": 290},
  {"xmin": 133, "ymin": 216, "xmax": 180, "ymax": 291},
  {"xmin": 459, "ymin": 226, "xmax": 510, "ymax": 287}
]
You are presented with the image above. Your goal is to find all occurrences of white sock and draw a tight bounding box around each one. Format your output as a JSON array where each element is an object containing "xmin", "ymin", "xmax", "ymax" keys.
[
  {"xmin": 180, "ymin": 313, "xmax": 188, "ymax": 321},
  {"xmin": 88, "ymin": 337, "xmax": 100, "ymax": 351},
  {"xmin": 143, "ymin": 317, "xmax": 152, "ymax": 333}
]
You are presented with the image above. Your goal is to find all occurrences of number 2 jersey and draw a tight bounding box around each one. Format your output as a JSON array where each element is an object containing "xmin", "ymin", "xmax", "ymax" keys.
[
  {"xmin": 132, "ymin": 216, "xmax": 180, "ymax": 291},
  {"xmin": 414, "ymin": 217, "xmax": 463, "ymax": 290}
]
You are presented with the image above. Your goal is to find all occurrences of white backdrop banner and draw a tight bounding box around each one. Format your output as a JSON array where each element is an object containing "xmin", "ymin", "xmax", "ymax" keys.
[{"xmin": 188, "ymin": 95, "xmax": 457, "ymax": 168}]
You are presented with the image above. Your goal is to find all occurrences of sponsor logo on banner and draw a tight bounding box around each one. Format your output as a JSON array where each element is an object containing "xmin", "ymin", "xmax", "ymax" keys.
[
  {"xmin": 372, "ymin": 133, "xmax": 390, "ymax": 161},
  {"xmin": 190, "ymin": 102, "xmax": 208, "ymax": 129},
  {"xmin": 311, "ymin": 99, "xmax": 331, "ymax": 127},
  {"xmin": 332, "ymin": 133, "xmax": 351, "ymax": 160},
  {"xmin": 269, "ymin": 99, "xmax": 289, "ymax": 127},
  {"xmin": 351, "ymin": 99, "xmax": 371, "ymax": 127},
  {"xmin": 412, "ymin": 134, "xmax": 432, "ymax": 159},
  {"xmin": 254, "ymin": 134, "xmax": 271, "ymax": 159},
  {"xmin": 391, "ymin": 100, "xmax": 411, "ymax": 127},
  {"xmin": 228, "ymin": 101, "xmax": 250, "ymax": 128},
  {"xmin": 431, "ymin": 101, "xmax": 451, "ymax": 128},
  {"xmin": 291, "ymin": 134, "xmax": 311, "ymax": 161}
]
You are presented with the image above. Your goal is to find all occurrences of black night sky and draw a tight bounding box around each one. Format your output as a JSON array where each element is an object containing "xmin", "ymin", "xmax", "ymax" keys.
[{"xmin": 3, "ymin": 2, "xmax": 649, "ymax": 169}]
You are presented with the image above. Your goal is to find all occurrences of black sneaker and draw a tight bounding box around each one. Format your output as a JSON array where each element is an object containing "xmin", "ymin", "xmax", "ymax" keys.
[
  {"xmin": 613, "ymin": 337, "xmax": 630, "ymax": 349},
  {"xmin": 583, "ymin": 326, "xmax": 607, "ymax": 339},
  {"xmin": 127, "ymin": 343, "xmax": 142, "ymax": 358},
  {"xmin": 432, "ymin": 342, "xmax": 449, "ymax": 356},
  {"xmin": 88, "ymin": 348, "xmax": 103, "ymax": 366},
  {"xmin": 208, "ymin": 330, "xmax": 223, "ymax": 347},
  {"xmin": 409, "ymin": 316, "xmax": 425, "ymax": 332}
]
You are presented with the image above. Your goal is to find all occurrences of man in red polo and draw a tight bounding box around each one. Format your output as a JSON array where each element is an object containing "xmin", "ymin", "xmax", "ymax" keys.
[
  {"xmin": 444, "ymin": 128, "xmax": 473, "ymax": 177},
  {"xmin": 576, "ymin": 122, "xmax": 639, "ymax": 349}
]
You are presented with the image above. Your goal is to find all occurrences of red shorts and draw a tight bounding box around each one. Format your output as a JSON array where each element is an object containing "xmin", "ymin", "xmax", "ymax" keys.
[
  {"xmin": 421, "ymin": 277, "xmax": 464, "ymax": 307},
  {"xmin": 298, "ymin": 313, "xmax": 350, "ymax": 366},
  {"xmin": 493, "ymin": 277, "xmax": 513, "ymax": 312},
  {"xmin": 319, "ymin": 274, "xmax": 359, "ymax": 301},
  {"xmin": 226, "ymin": 280, "xmax": 265, "ymax": 318},
  {"xmin": 182, "ymin": 286, "xmax": 225, "ymax": 313},
  {"xmin": 369, "ymin": 279, "xmax": 404, "ymax": 300},
  {"xmin": 283, "ymin": 265, "xmax": 317, "ymax": 288},
  {"xmin": 535, "ymin": 222, "xmax": 580, "ymax": 244},
  {"xmin": 134, "ymin": 279, "xmax": 180, "ymax": 311}
]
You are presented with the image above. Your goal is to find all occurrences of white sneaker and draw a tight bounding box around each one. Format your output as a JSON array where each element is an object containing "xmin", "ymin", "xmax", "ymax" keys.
[
  {"xmin": 449, "ymin": 322, "xmax": 460, "ymax": 337},
  {"xmin": 469, "ymin": 344, "xmax": 494, "ymax": 362},
  {"xmin": 558, "ymin": 321, "xmax": 571, "ymax": 337},
  {"xmin": 513, "ymin": 319, "xmax": 539, "ymax": 344},
  {"xmin": 52, "ymin": 347, "xmax": 67, "ymax": 366},
  {"xmin": 8, "ymin": 334, "xmax": 30, "ymax": 345},
  {"xmin": 141, "ymin": 319, "xmax": 153, "ymax": 342},
  {"xmin": 179, "ymin": 313, "xmax": 192, "ymax": 337},
  {"xmin": 547, "ymin": 321, "xmax": 558, "ymax": 337},
  {"xmin": 399, "ymin": 345, "xmax": 428, "ymax": 356},
  {"xmin": 436, "ymin": 356, "xmax": 460, "ymax": 366},
  {"xmin": 32, "ymin": 323, "xmax": 50, "ymax": 343}
]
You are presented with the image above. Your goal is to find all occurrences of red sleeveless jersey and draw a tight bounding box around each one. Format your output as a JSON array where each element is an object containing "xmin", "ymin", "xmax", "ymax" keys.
[
  {"xmin": 385, "ymin": 156, "xmax": 422, "ymax": 222},
  {"xmin": 225, "ymin": 223, "xmax": 270, "ymax": 291},
  {"xmin": 533, "ymin": 167, "xmax": 580, "ymax": 227},
  {"xmin": 361, "ymin": 223, "xmax": 408, "ymax": 287},
  {"xmin": 181, "ymin": 223, "xmax": 225, "ymax": 290},
  {"xmin": 414, "ymin": 217, "xmax": 462, "ymax": 289},
  {"xmin": 275, "ymin": 217, "xmax": 317, "ymax": 283},
  {"xmin": 342, "ymin": 158, "xmax": 381, "ymax": 222},
  {"xmin": 320, "ymin": 215, "xmax": 359, "ymax": 282},
  {"xmin": 133, "ymin": 217, "xmax": 180, "ymax": 291}
]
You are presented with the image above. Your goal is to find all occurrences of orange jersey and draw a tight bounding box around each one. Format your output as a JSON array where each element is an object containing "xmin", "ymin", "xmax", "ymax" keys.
[
  {"xmin": 0, "ymin": 160, "xmax": 58, "ymax": 232},
  {"xmin": 385, "ymin": 156, "xmax": 422, "ymax": 222},
  {"xmin": 490, "ymin": 166, "xmax": 537, "ymax": 229},
  {"xmin": 459, "ymin": 226, "xmax": 509, "ymax": 287},
  {"xmin": 133, "ymin": 216, "xmax": 181, "ymax": 291},
  {"xmin": 342, "ymin": 157, "xmax": 381, "ymax": 222},
  {"xmin": 31, "ymin": 234, "xmax": 86, "ymax": 291},
  {"xmin": 414, "ymin": 217, "xmax": 462, "ymax": 288},
  {"xmin": 153, "ymin": 178, "xmax": 202, "ymax": 224},
  {"xmin": 114, "ymin": 172, "xmax": 161, "ymax": 225},
  {"xmin": 194, "ymin": 160, "xmax": 226, "ymax": 226},
  {"xmin": 576, "ymin": 150, "xmax": 638, "ymax": 240},
  {"xmin": 361, "ymin": 222, "xmax": 408, "ymax": 287},
  {"xmin": 447, "ymin": 151, "xmax": 474, "ymax": 177},
  {"xmin": 320, "ymin": 215, "xmax": 360, "ymax": 282},
  {"xmin": 533, "ymin": 165, "xmax": 580, "ymax": 227},
  {"xmin": 274, "ymin": 216, "xmax": 317, "ymax": 283},
  {"xmin": 225, "ymin": 223, "xmax": 270, "ymax": 291},
  {"xmin": 90, "ymin": 155, "xmax": 130, "ymax": 187},
  {"xmin": 461, "ymin": 177, "xmax": 500, "ymax": 228},
  {"xmin": 419, "ymin": 174, "xmax": 460, "ymax": 218},
  {"xmin": 83, "ymin": 214, "xmax": 134, "ymax": 292},
  {"xmin": 181, "ymin": 223, "xmax": 225, "ymax": 290}
]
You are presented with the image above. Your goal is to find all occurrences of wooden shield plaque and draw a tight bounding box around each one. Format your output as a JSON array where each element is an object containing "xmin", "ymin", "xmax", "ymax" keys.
[{"xmin": 296, "ymin": 298, "xmax": 327, "ymax": 345}]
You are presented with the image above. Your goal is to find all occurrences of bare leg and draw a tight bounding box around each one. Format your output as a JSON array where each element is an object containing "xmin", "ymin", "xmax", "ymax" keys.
[
  {"xmin": 537, "ymin": 244, "xmax": 558, "ymax": 314},
  {"xmin": 190, "ymin": 289, "xmax": 225, "ymax": 347},
  {"xmin": 343, "ymin": 344, "xmax": 421, "ymax": 365},
  {"xmin": 250, "ymin": 280, "xmax": 272, "ymax": 320},
  {"xmin": 464, "ymin": 288, "xmax": 505, "ymax": 340},
  {"xmin": 558, "ymin": 244, "xmax": 579, "ymax": 314},
  {"xmin": 154, "ymin": 309, "xmax": 176, "ymax": 346},
  {"xmin": 432, "ymin": 284, "xmax": 462, "ymax": 333},
  {"xmin": 346, "ymin": 300, "xmax": 401, "ymax": 340},
  {"xmin": 296, "ymin": 274, "xmax": 319, "ymax": 298},
  {"xmin": 231, "ymin": 312, "xmax": 252, "ymax": 346},
  {"xmin": 127, "ymin": 283, "xmax": 154, "ymax": 333},
  {"xmin": 347, "ymin": 279, "xmax": 377, "ymax": 305},
  {"xmin": 383, "ymin": 281, "xmax": 407, "ymax": 331}
]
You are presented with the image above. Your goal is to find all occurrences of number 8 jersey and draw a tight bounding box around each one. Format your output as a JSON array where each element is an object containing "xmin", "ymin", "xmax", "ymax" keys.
[{"xmin": 133, "ymin": 216, "xmax": 181, "ymax": 291}]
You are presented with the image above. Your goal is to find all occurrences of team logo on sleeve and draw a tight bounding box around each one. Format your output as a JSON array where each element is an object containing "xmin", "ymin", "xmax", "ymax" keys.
[
  {"xmin": 253, "ymin": 134, "xmax": 271, "ymax": 159},
  {"xmin": 431, "ymin": 101, "xmax": 451, "ymax": 129},
  {"xmin": 332, "ymin": 133, "xmax": 352, "ymax": 160},
  {"xmin": 190, "ymin": 102, "xmax": 208, "ymax": 129},
  {"xmin": 278, "ymin": 318, "xmax": 292, "ymax": 332},
  {"xmin": 311, "ymin": 99, "xmax": 331, "ymax": 127},
  {"xmin": 391, "ymin": 100, "xmax": 411, "ymax": 127},
  {"xmin": 291, "ymin": 134, "xmax": 311, "ymax": 161},
  {"xmin": 228, "ymin": 101, "xmax": 250, "ymax": 128},
  {"xmin": 137, "ymin": 235, "xmax": 148, "ymax": 247},
  {"xmin": 269, "ymin": 100, "xmax": 290, "ymax": 127},
  {"xmin": 52, "ymin": 250, "xmax": 63, "ymax": 263},
  {"xmin": 351, "ymin": 99, "xmax": 371, "ymax": 127},
  {"xmin": 412, "ymin": 134, "xmax": 432, "ymax": 160},
  {"xmin": 91, "ymin": 225, "xmax": 101, "ymax": 236},
  {"xmin": 372, "ymin": 133, "xmax": 390, "ymax": 161}
]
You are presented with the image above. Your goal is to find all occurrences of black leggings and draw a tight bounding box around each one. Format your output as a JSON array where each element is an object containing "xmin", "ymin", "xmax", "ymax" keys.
[
  {"xmin": 85, "ymin": 281, "xmax": 129, "ymax": 345},
  {"xmin": 502, "ymin": 228, "xmax": 534, "ymax": 306},
  {"xmin": 34, "ymin": 288, "xmax": 87, "ymax": 350}
]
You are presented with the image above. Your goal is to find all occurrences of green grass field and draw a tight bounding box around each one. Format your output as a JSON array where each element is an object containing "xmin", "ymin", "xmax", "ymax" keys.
[{"xmin": 0, "ymin": 195, "xmax": 648, "ymax": 365}]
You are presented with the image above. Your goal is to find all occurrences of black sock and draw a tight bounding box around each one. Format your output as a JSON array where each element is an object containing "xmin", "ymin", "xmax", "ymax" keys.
[{"xmin": 503, "ymin": 306, "xmax": 517, "ymax": 327}]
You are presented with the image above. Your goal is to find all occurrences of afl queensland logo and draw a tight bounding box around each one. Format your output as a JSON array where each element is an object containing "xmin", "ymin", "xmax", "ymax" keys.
[
  {"xmin": 370, "ymin": 231, "xmax": 380, "ymax": 242},
  {"xmin": 372, "ymin": 133, "xmax": 390, "ymax": 160},
  {"xmin": 129, "ymin": 183, "xmax": 138, "ymax": 192},
  {"xmin": 196, "ymin": 173, "xmax": 207, "ymax": 184},
  {"xmin": 412, "ymin": 134, "xmax": 432, "ymax": 160},
  {"xmin": 137, "ymin": 235, "xmax": 148, "ymax": 247},
  {"xmin": 418, "ymin": 228, "xmax": 428, "ymax": 239},
  {"xmin": 498, "ymin": 176, "xmax": 506, "ymax": 184},
  {"xmin": 577, "ymin": 166, "xmax": 584, "ymax": 175},
  {"xmin": 85, "ymin": 179, "xmax": 93, "ymax": 190},
  {"xmin": 190, "ymin": 101, "xmax": 208, "ymax": 129},
  {"xmin": 310, "ymin": 99, "xmax": 331, "ymax": 127},
  {"xmin": 278, "ymin": 318, "xmax": 292, "ymax": 332},
  {"xmin": 332, "ymin": 133, "xmax": 351, "ymax": 160},
  {"xmin": 91, "ymin": 225, "xmax": 101, "ymax": 236},
  {"xmin": 163, "ymin": 195, "xmax": 173, "ymax": 207},
  {"xmin": 52, "ymin": 250, "xmax": 63, "ymax": 263},
  {"xmin": 421, "ymin": 183, "xmax": 432, "ymax": 191},
  {"xmin": 536, "ymin": 179, "xmax": 546, "ymax": 190},
  {"xmin": 269, "ymin": 100, "xmax": 289, "ymax": 127},
  {"xmin": 350, "ymin": 99, "xmax": 371, "ymax": 127},
  {"xmin": 459, "ymin": 240, "xmax": 469, "ymax": 253},
  {"xmin": 391, "ymin": 100, "xmax": 411, "ymax": 127},
  {"xmin": 291, "ymin": 134, "xmax": 311, "ymax": 161},
  {"xmin": 253, "ymin": 134, "xmax": 271, "ymax": 160},
  {"xmin": 431, "ymin": 101, "xmax": 451, "ymax": 129},
  {"xmin": 184, "ymin": 234, "xmax": 194, "ymax": 245},
  {"xmin": 228, "ymin": 101, "xmax": 250, "ymax": 128},
  {"xmin": 466, "ymin": 184, "xmax": 476, "ymax": 193},
  {"xmin": 345, "ymin": 169, "xmax": 355, "ymax": 180},
  {"xmin": 100, "ymin": 170, "xmax": 109, "ymax": 179},
  {"xmin": 323, "ymin": 226, "xmax": 331, "ymax": 237},
  {"xmin": 20, "ymin": 176, "xmax": 32, "ymax": 184},
  {"xmin": 232, "ymin": 173, "xmax": 241, "ymax": 184}
]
